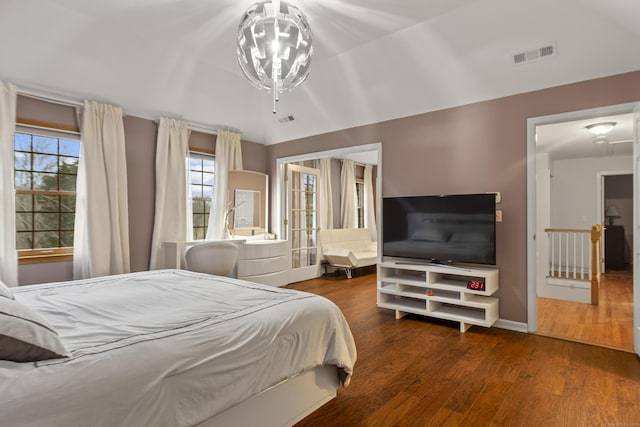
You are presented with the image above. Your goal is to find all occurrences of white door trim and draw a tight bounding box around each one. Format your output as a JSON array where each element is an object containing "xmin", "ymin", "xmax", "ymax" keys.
[
  {"xmin": 274, "ymin": 143, "xmax": 383, "ymax": 277},
  {"xmin": 527, "ymin": 102, "xmax": 639, "ymax": 333}
]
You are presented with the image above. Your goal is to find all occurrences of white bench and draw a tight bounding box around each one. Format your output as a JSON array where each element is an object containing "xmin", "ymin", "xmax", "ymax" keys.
[{"xmin": 318, "ymin": 228, "xmax": 377, "ymax": 278}]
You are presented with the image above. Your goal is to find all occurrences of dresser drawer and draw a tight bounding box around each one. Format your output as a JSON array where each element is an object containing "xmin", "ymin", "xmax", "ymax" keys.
[
  {"xmin": 237, "ymin": 255, "xmax": 288, "ymax": 277},
  {"xmin": 240, "ymin": 240, "xmax": 288, "ymax": 260},
  {"xmin": 240, "ymin": 270, "xmax": 289, "ymax": 287}
]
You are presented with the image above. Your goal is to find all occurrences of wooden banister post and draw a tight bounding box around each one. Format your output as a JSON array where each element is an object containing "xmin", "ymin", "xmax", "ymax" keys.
[{"xmin": 590, "ymin": 224, "xmax": 602, "ymax": 305}]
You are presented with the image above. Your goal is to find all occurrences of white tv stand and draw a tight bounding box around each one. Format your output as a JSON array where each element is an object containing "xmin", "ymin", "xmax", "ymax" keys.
[{"xmin": 377, "ymin": 260, "xmax": 499, "ymax": 332}]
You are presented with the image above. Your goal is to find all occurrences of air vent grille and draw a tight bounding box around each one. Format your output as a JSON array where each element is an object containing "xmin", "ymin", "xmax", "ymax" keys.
[
  {"xmin": 278, "ymin": 114, "xmax": 295, "ymax": 124},
  {"xmin": 512, "ymin": 42, "xmax": 557, "ymax": 65}
]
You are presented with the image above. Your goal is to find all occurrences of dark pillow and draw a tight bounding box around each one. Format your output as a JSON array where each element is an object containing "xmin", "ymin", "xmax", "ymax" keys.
[{"xmin": 0, "ymin": 297, "xmax": 70, "ymax": 363}]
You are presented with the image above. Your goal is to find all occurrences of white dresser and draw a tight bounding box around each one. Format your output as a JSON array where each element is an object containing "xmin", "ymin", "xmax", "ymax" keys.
[{"xmin": 237, "ymin": 240, "xmax": 289, "ymax": 287}]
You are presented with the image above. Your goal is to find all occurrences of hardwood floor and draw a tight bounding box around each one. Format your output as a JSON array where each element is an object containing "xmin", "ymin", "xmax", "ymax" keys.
[
  {"xmin": 537, "ymin": 273, "xmax": 634, "ymax": 352},
  {"xmin": 288, "ymin": 273, "xmax": 640, "ymax": 427}
]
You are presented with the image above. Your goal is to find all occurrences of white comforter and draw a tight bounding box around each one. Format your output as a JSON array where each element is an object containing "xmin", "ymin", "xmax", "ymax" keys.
[{"xmin": 0, "ymin": 269, "xmax": 357, "ymax": 427}]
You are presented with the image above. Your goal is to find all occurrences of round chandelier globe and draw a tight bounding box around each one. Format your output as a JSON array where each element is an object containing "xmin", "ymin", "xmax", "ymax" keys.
[{"xmin": 237, "ymin": 0, "xmax": 313, "ymax": 112}]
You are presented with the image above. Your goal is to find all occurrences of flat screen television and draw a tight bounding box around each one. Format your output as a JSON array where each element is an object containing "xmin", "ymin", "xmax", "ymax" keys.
[{"xmin": 382, "ymin": 193, "xmax": 496, "ymax": 265}]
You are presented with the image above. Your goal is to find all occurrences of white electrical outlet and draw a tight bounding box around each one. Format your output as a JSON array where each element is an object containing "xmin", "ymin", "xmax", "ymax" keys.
[{"xmin": 496, "ymin": 210, "xmax": 503, "ymax": 222}]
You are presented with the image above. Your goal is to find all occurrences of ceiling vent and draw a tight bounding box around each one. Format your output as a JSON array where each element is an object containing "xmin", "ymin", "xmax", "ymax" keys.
[
  {"xmin": 278, "ymin": 114, "xmax": 296, "ymax": 124},
  {"xmin": 512, "ymin": 42, "xmax": 557, "ymax": 65}
]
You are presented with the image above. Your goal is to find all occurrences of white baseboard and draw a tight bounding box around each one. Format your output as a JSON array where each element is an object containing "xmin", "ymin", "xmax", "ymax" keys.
[{"xmin": 494, "ymin": 318, "xmax": 528, "ymax": 333}]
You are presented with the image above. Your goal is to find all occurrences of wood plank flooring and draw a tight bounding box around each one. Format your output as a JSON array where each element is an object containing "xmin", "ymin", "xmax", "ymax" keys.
[
  {"xmin": 288, "ymin": 273, "xmax": 640, "ymax": 427},
  {"xmin": 537, "ymin": 273, "xmax": 634, "ymax": 352}
]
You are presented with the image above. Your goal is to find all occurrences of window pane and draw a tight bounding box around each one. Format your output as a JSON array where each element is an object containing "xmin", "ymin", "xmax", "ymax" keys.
[
  {"xmin": 190, "ymin": 170, "xmax": 203, "ymax": 185},
  {"xmin": 203, "ymin": 161, "xmax": 215, "ymax": 173},
  {"xmin": 14, "ymin": 130, "xmax": 79, "ymax": 252},
  {"xmin": 202, "ymin": 186, "xmax": 213, "ymax": 199},
  {"xmin": 15, "ymin": 194, "xmax": 33, "ymax": 211},
  {"xmin": 32, "ymin": 172, "xmax": 58, "ymax": 190},
  {"xmin": 15, "ymin": 151, "xmax": 31, "ymax": 170},
  {"xmin": 34, "ymin": 212, "xmax": 59, "ymax": 231},
  {"xmin": 192, "ymin": 200, "xmax": 206, "ymax": 214},
  {"xmin": 60, "ymin": 231, "xmax": 74, "ymax": 247},
  {"xmin": 189, "ymin": 152, "xmax": 215, "ymax": 240},
  {"xmin": 60, "ymin": 157, "xmax": 79, "ymax": 174},
  {"xmin": 15, "ymin": 171, "xmax": 32, "ymax": 190},
  {"xmin": 33, "ymin": 153, "xmax": 58, "ymax": 173},
  {"xmin": 35, "ymin": 195, "xmax": 59, "ymax": 212},
  {"xmin": 191, "ymin": 185, "xmax": 203, "ymax": 198},
  {"xmin": 16, "ymin": 213, "xmax": 32, "ymax": 231},
  {"xmin": 34, "ymin": 231, "xmax": 58, "ymax": 249},
  {"xmin": 61, "ymin": 213, "xmax": 75, "ymax": 230},
  {"xmin": 16, "ymin": 232, "xmax": 32, "ymax": 250},
  {"xmin": 193, "ymin": 228, "xmax": 205, "ymax": 240},
  {"xmin": 61, "ymin": 195, "xmax": 75, "ymax": 212},
  {"xmin": 15, "ymin": 133, "xmax": 31, "ymax": 151},
  {"xmin": 59, "ymin": 173, "xmax": 76, "ymax": 191},
  {"xmin": 190, "ymin": 158, "xmax": 202, "ymax": 169},
  {"xmin": 193, "ymin": 213, "xmax": 205, "ymax": 227},
  {"xmin": 33, "ymin": 136, "xmax": 58, "ymax": 154},
  {"xmin": 203, "ymin": 172, "xmax": 214, "ymax": 186},
  {"xmin": 59, "ymin": 139, "xmax": 80, "ymax": 156}
]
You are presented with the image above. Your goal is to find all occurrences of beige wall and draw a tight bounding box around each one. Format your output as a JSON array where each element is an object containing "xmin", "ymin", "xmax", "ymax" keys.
[
  {"xmin": 16, "ymin": 96, "xmax": 267, "ymax": 284},
  {"xmin": 14, "ymin": 70, "xmax": 640, "ymax": 323},
  {"xmin": 266, "ymin": 70, "xmax": 640, "ymax": 324}
]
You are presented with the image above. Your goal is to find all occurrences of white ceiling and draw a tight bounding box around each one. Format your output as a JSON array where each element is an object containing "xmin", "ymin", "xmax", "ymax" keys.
[
  {"xmin": 537, "ymin": 113, "xmax": 634, "ymax": 161},
  {"xmin": 1, "ymin": 0, "xmax": 640, "ymax": 146}
]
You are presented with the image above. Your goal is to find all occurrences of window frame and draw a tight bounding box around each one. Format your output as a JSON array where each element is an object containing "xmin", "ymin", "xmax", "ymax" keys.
[
  {"xmin": 15, "ymin": 120, "xmax": 80, "ymax": 264},
  {"xmin": 355, "ymin": 178, "xmax": 365, "ymax": 229},
  {"xmin": 188, "ymin": 148, "xmax": 216, "ymax": 240}
]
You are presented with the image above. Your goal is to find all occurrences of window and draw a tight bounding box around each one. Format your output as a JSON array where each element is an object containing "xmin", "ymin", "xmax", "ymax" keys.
[
  {"xmin": 14, "ymin": 127, "xmax": 81, "ymax": 262},
  {"xmin": 355, "ymin": 179, "xmax": 365, "ymax": 228},
  {"xmin": 189, "ymin": 151, "xmax": 215, "ymax": 239}
]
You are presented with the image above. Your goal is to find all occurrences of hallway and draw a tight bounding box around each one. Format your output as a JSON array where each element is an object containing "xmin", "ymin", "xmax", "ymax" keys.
[{"xmin": 537, "ymin": 272, "xmax": 633, "ymax": 352}]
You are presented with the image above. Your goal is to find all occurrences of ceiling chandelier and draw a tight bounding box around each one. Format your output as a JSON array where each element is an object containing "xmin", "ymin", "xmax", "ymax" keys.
[{"xmin": 237, "ymin": 0, "xmax": 313, "ymax": 114}]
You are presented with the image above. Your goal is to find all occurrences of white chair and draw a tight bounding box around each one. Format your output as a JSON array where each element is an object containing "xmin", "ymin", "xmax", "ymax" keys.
[{"xmin": 184, "ymin": 241, "xmax": 239, "ymax": 277}]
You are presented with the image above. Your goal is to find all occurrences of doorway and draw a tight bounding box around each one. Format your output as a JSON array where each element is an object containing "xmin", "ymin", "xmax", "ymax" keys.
[
  {"xmin": 528, "ymin": 103, "xmax": 638, "ymax": 354},
  {"xmin": 275, "ymin": 143, "xmax": 382, "ymax": 284}
]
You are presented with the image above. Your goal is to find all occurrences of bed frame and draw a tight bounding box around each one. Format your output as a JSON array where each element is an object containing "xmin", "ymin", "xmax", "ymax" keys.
[{"xmin": 198, "ymin": 365, "xmax": 339, "ymax": 427}]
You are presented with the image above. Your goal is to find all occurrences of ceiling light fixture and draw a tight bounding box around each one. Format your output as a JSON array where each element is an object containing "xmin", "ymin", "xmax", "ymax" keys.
[
  {"xmin": 237, "ymin": 0, "xmax": 313, "ymax": 114},
  {"xmin": 586, "ymin": 122, "xmax": 616, "ymax": 136}
]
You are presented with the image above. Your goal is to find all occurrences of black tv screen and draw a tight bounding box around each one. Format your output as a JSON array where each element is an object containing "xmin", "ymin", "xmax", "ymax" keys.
[{"xmin": 382, "ymin": 194, "xmax": 496, "ymax": 265}]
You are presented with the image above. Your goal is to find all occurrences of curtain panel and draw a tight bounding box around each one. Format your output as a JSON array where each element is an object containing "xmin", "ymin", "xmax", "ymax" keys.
[
  {"xmin": 149, "ymin": 118, "xmax": 191, "ymax": 269},
  {"xmin": 364, "ymin": 164, "xmax": 377, "ymax": 241},
  {"xmin": 73, "ymin": 101, "xmax": 130, "ymax": 279},
  {"xmin": 314, "ymin": 158, "xmax": 333, "ymax": 231},
  {"xmin": 206, "ymin": 130, "xmax": 242, "ymax": 240},
  {"xmin": 340, "ymin": 159, "xmax": 356, "ymax": 229},
  {"xmin": 0, "ymin": 82, "xmax": 18, "ymax": 286}
]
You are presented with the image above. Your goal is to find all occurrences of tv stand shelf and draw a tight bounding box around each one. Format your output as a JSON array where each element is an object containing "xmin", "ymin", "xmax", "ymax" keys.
[{"xmin": 377, "ymin": 261, "xmax": 499, "ymax": 332}]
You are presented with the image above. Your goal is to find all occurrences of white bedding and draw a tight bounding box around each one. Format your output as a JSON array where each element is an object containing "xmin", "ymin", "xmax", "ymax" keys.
[{"xmin": 0, "ymin": 269, "xmax": 357, "ymax": 427}]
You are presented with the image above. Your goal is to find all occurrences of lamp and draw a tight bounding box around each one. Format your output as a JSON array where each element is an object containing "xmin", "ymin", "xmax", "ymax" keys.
[
  {"xmin": 224, "ymin": 200, "xmax": 247, "ymax": 237},
  {"xmin": 586, "ymin": 122, "xmax": 616, "ymax": 136},
  {"xmin": 605, "ymin": 205, "xmax": 621, "ymax": 225},
  {"xmin": 237, "ymin": 0, "xmax": 313, "ymax": 114}
]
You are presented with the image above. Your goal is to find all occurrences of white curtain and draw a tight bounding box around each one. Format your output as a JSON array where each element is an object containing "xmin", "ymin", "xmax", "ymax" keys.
[
  {"xmin": 340, "ymin": 159, "xmax": 356, "ymax": 229},
  {"xmin": 205, "ymin": 130, "xmax": 243, "ymax": 240},
  {"xmin": 314, "ymin": 158, "xmax": 333, "ymax": 231},
  {"xmin": 364, "ymin": 164, "xmax": 377, "ymax": 241},
  {"xmin": 149, "ymin": 118, "xmax": 191, "ymax": 270},
  {"xmin": 73, "ymin": 101, "xmax": 130, "ymax": 279},
  {"xmin": 0, "ymin": 82, "xmax": 18, "ymax": 286}
]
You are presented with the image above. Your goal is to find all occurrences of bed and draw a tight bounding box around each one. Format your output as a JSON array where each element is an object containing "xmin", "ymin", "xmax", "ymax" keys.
[{"xmin": 0, "ymin": 269, "xmax": 357, "ymax": 427}]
